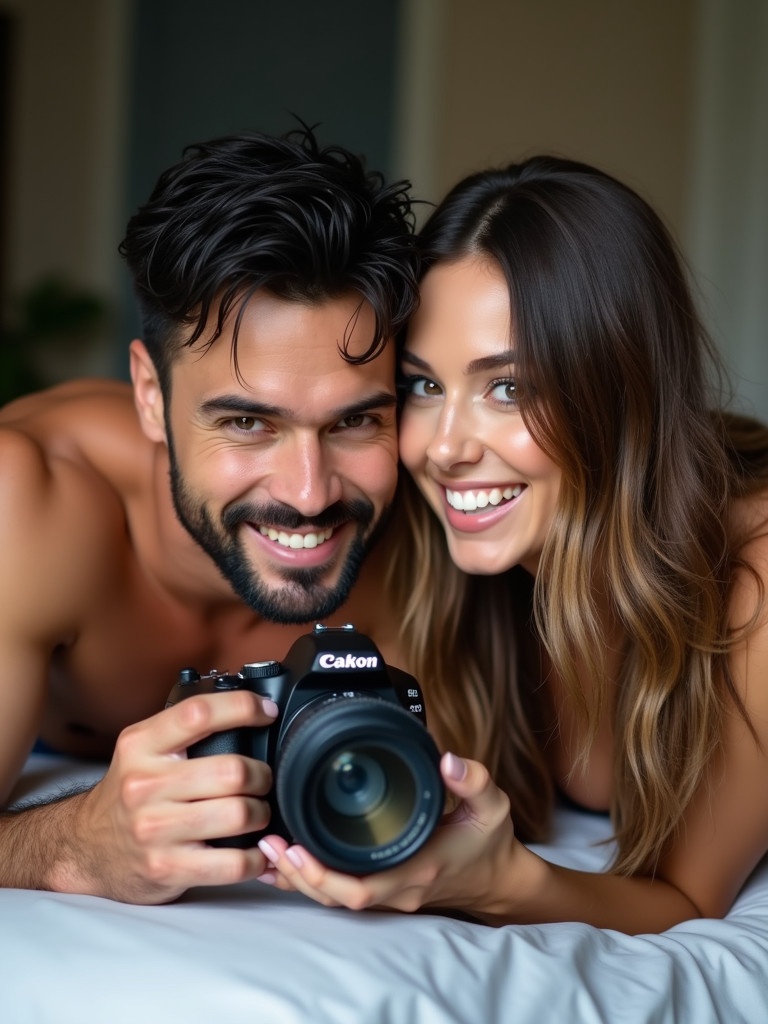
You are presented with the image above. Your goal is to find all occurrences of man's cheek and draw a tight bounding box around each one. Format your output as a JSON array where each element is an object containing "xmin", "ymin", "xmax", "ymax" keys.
[{"xmin": 361, "ymin": 449, "xmax": 399, "ymax": 500}]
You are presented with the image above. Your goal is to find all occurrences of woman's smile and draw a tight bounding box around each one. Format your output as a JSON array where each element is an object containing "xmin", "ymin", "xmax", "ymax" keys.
[{"xmin": 399, "ymin": 256, "xmax": 561, "ymax": 577}]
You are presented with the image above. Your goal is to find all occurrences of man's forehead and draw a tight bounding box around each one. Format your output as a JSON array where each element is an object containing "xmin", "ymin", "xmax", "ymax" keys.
[
  {"xmin": 167, "ymin": 290, "xmax": 397, "ymax": 419},
  {"xmin": 180, "ymin": 288, "xmax": 380, "ymax": 356}
]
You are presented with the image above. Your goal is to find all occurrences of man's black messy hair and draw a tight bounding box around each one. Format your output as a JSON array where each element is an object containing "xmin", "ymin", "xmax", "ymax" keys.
[{"xmin": 119, "ymin": 124, "xmax": 420, "ymax": 391}]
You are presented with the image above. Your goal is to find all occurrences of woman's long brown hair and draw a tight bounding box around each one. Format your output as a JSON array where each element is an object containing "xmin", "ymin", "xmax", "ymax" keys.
[{"xmin": 388, "ymin": 157, "xmax": 768, "ymax": 874}]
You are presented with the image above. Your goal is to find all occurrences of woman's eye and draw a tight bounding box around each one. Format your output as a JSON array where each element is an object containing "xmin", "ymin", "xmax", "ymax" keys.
[
  {"xmin": 403, "ymin": 375, "xmax": 442, "ymax": 399},
  {"xmin": 489, "ymin": 380, "xmax": 517, "ymax": 404}
]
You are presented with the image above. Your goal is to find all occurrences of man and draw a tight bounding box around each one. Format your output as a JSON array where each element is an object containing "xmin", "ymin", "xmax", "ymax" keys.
[{"xmin": 0, "ymin": 127, "xmax": 419, "ymax": 903}]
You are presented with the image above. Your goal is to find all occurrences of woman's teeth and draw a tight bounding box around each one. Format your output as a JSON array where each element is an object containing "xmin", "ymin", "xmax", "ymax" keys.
[
  {"xmin": 258, "ymin": 526, "xmax": 334, "ymax": 549},
  {"xmin": 446, "ymin": 485, "xmax": 522, "ymax": 512}
]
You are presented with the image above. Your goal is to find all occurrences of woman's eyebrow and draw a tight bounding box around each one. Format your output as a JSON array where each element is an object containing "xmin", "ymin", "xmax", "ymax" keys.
[
  {"xmin": 465, "ymin": 351, "xmax": 516, "ymax": 374},
  {"xmin": 400, "ymin": 350, "xmax": 431, "ymax": 371},
  {"xmin": 401, "ymin": 350, "xmax": 516, "ymax": 375}
]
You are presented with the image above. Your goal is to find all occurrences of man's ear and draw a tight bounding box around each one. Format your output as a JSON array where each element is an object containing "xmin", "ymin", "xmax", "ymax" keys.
[{"xmin": 130, "ymin": 339, "xmax": 167, "ymax": 443}]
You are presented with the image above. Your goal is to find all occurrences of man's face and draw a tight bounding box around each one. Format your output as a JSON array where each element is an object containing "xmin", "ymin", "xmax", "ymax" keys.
[{"xmin": 163, "ymin": 291, "xmax": 399, "ymax": 624}]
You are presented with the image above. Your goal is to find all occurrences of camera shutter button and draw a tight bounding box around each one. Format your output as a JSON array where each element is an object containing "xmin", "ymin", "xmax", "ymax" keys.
[
  {"xmin": 177, "ymin": 668, "xmax": 200, "ymax": 685},
  {"xmin": 241, "ymin": 660, "xmax": 282, "ymax": 679},
  {"xmin": 213, "ymin": 674, "xmax": 243, "ymax": 690}
]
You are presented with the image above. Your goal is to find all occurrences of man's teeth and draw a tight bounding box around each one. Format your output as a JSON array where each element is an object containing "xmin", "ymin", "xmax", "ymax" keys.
[
  {"xmin": 446, "ymin": 485, "xmax": 522, "ymax": 512},
  {"xmin": 258, "ymin": 526, "xmax": 334, "ymax": 549}
]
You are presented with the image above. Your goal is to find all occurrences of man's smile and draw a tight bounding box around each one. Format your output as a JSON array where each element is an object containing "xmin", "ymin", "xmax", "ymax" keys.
[{"xmin": 257, "ymin": 525, "xmax": 335, "ymax": 549}]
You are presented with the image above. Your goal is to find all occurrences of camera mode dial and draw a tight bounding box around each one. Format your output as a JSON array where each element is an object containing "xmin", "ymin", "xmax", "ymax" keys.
[{"xmin": 241, "ymin": 660, "xmax": 282, "ymax": 679}]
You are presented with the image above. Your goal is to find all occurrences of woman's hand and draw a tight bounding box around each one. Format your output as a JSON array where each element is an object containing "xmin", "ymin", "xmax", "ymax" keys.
[{"xmin": 256, "ymin": 752, "xmax": 522, "ymax": 918}]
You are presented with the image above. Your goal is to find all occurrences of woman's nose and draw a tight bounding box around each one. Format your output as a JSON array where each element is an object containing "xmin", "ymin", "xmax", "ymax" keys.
[{"xmin": 425, "ymin": 403, "xmax": 484, "ymax": 470}]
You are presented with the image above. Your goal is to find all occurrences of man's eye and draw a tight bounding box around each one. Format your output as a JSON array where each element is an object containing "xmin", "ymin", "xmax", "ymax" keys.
[
  {"xmin": 338, "ymin": 413, "xmax": 373, "ymax": 430},
  {"xmin": 488, "ymin": 379, "xmax": 517, "ymax": 404},
  {"xmin": 228, "ymin": 416, "xmax": 265, "ymax": 433}
]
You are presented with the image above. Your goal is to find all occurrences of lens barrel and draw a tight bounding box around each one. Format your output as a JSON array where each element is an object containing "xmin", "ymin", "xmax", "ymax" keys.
[{"xmin": 275, "ymin": 694, "xmax": 444, "ymax": 874}]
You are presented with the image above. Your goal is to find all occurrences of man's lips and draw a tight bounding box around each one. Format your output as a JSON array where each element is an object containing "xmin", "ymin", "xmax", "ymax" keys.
[
  {"xmin": 257, "ymin": 525, "xmax": 334, "ymax": 550},
  {"xmin": 245, "ymin": 521, "xmax": 346, "ymax": 567}
]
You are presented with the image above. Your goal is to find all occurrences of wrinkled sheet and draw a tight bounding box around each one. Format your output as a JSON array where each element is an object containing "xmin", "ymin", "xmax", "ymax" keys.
[{"xmin": 1, "ymin": 755, "xmax": 767, "ymax": 1023}]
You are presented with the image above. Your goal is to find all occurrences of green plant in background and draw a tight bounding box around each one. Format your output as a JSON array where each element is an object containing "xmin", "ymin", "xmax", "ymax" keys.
[{"xmin": 0, "ymin": 276, "xmax": 107, "ymax": 406}]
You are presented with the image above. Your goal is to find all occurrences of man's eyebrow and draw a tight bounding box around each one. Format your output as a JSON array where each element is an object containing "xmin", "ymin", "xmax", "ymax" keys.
[
  {"xmin": 332, "ymin": 391, "xmax": 399, "ymax": 419},
  {"xmin": 199, "ymin": 391, "xmax": 398, "ymax": 420},
  {"xmin": 401, "ymin": 350, "xmax": 516, "ymax": 375},
  {"xmin": 200, "ymin": 395, "xmax": 290, "ymax": 419}
]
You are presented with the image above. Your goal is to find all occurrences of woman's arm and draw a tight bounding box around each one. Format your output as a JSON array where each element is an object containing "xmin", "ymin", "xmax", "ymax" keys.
[{"xmin": 255, "ymin": 753, "xmax": 701, "ymax": 933}]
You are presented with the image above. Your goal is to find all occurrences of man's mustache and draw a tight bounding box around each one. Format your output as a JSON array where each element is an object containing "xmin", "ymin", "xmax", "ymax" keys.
[{"xmin": 222, "ymin": 498, "xmax": 374, "ymax": 532}]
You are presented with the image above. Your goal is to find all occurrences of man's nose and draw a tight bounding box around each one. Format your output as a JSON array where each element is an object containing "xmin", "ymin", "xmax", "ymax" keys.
[
  {"xmin": 425, "ymin": 402, "xmax": 484, "ymax": 470},
  {"xmin": 267, "ymin": 433, "xmax": 343, "ymax": 516}
]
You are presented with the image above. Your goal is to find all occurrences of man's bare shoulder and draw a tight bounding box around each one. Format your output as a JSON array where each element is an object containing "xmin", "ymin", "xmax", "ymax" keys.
[
  {"xmin": 0, "ymin": 378, "xmax": 143, "ymax": 466},
  {"xmin": 0, "ymin": 380, "xmax": 151, "ymax": 640}
]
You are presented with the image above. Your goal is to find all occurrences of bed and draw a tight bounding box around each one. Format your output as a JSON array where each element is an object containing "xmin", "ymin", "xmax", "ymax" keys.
[{"xmin": 2, "ymin": 753, "xmax": 767, "ymax": 1023}]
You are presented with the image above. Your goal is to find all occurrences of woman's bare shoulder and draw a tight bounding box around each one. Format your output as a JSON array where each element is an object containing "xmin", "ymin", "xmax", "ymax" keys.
[
  {"xmin": 734, "ymin": 483, "xmax": 768, "ymax": 532},
  {"xmin": 729, "ymin": 488, "xmax": 768, "ymax": 622}
]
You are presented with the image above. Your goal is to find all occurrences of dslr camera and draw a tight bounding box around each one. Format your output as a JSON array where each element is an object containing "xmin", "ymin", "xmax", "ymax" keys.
[{"xmin": 165, "ymin": 624, "xmax": 444, "ymax": 875}]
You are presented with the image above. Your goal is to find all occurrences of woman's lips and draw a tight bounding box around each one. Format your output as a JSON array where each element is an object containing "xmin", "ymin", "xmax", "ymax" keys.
[
  {"xmin": 445, "ymin": 484, "xmax": 522, "ymax": 511},
  {"xmin": 440, "ymin": 484, "xmax": 526, "ymax": 533}
]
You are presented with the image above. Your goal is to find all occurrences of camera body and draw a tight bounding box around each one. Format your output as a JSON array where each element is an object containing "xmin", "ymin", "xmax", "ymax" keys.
[{"xmin": 165, "ymin": 624, "xmax": 444, "ymax": 874}]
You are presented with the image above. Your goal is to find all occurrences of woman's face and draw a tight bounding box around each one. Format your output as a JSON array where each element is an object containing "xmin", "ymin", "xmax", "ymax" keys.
[{"xmin": 399, "ymin": 256, "xmax": 561, "ymax": 577}]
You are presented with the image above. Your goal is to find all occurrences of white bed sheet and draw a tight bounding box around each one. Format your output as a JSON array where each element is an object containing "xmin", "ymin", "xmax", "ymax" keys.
[{"xmin": 1, "ymin": 754, "xmax": 767, "ymax": 1023}]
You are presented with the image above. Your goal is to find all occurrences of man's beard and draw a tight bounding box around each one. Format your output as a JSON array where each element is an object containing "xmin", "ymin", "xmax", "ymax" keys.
[{"xmin": 167, "ymin": 444, "xmax": 387, "ymax": 625}]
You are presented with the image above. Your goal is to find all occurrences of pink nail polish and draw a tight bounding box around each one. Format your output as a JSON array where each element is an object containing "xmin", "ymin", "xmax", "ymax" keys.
[
  {"xmin": 285, "ymin": 847, "xmax": 305, "ymax": 869},
  {"xmin": 258, "ymin": 838, "xmax": 278, "ymax": 862},
  {"xmin": 444, "ymin": 752, "xmax": 468, "ymax": 781}
]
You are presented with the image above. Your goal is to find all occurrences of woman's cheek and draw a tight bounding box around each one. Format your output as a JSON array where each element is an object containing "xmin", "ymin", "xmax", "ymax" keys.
[{"xmin": 398, "ymin": 409, "xmax": 428, "ymax": 474}]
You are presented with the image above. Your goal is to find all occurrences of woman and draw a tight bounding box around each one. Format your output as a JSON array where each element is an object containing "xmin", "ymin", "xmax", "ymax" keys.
[{"xmin": 257, "ymin": 156, "xmax": 768, "ymax": 933}]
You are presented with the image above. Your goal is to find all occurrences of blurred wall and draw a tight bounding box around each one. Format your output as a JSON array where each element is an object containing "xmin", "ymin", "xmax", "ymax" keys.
[
  {"xmin": 1, "ymin": 0, "xmax": 766, "ymax": 416},
  {"xmin": 115, "ymin": 0, "xmax": 400, "ymax": 369},
  {"xmin": 686, "ymin": 0, "xmax": 768, "ymax": 419},
  {"xmin": 396, "ymin": 0, "xmax": 695, "ymax": 231},
  {"xmin": 1, "ymin": 0, "xmax": 129, "ymax": 378},
  {"xmin": 394, "ymin": 0, "xmax": 767, "ymax": 417},
  {"xmin": 0, "ymin": 0, "xmax": 400, "ymax": 383}
]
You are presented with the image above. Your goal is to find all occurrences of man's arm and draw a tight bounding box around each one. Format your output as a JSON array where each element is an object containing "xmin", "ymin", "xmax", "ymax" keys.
[
  {"xmin": 0, "ymin": 426, "xmax": 276, "ymax": 903},
  {"xmin": 0, "ymin": 690, "xmax": 279, "ymax": 902}
]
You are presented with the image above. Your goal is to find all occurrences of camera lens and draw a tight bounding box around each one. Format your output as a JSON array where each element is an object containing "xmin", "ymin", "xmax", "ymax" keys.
[
  {"xmin": 275, "ymin": 695, "xmax": 443, "ymax": 874},
  {"xmin": 323, "ymin": 751, "xmax": 387, "ymax": 818},
  {"xmin": 316, "ymin": 743, "xmax": 417, "ymax": 851}
]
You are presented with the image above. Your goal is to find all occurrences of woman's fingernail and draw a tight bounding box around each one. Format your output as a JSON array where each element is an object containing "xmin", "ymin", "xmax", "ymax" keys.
[
  {"xmin": 261, "ymin": 699, "xmax": 279, "ymax": 718},
  {"xmin": 285, "ymin": 847, "xmax": 305, "ymax": 869},
  {"xmin": 258, "ymin": 838, "xmax": 278, "ymax": 862},
  {"xmin": 257, "ymin": 871, "xmax": 277, "ymax": 886},
  {"xmin": 443, "ymin": 752, "xmax": 468, "ymax": 782}
]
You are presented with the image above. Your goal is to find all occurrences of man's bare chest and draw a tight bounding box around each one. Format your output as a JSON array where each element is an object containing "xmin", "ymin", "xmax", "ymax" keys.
[{"xmin": 39, "ymin": 581, "xmax": 318, "ymax": 757}]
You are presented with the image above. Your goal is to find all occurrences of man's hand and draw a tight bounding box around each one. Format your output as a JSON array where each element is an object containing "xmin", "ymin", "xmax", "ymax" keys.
[{"xmin": 3, "ymin": 691, "xmax": 278, "ymax": 904}]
